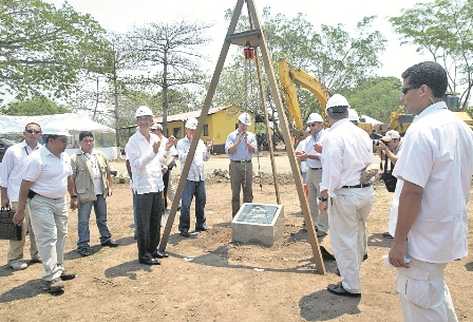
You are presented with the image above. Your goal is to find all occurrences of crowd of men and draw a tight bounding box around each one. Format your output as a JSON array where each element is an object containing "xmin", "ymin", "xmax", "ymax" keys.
[{"xmin": 1, "ymin": 61, "xmax": 473, "ymax": 322}]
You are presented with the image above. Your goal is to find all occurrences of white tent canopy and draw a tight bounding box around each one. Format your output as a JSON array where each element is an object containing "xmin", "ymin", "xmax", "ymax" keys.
[
  {"xmin": 360, "ymin": 114, "xmax": 383, "ymax": 125},
  {"xmin": 0, "ymin": 113, "xmax": 115, "ymax": 134}
]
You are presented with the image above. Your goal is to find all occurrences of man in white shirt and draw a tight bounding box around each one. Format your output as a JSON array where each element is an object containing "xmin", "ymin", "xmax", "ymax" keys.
[
  {"xmin": 125, "ymin": 105, "xmax": 171, "ymax": 265},
  {"xmin": 13, "ymin": 128, "xmax": 77, "ymax": 295},
  {"xmin": 388, "ymin": 61, "xmax": 473, "ymax": 322},
  {"xmin": 295, "ymin": 127, "xmax": 310, "ymax": 185},
  {"xmin": 296, "ymin": 113, "xmax": 327, "ymax": 237},
  {"xmin": 319, "ymin": 94, "xmax": 374, "ymax": 297},
  {"xmin": 0, "ymin": 122, "xmax": 41, "ymax": 270},
  {"xmin": 176, "ymin": 118, "xmax": 211, "ymax": 237}
]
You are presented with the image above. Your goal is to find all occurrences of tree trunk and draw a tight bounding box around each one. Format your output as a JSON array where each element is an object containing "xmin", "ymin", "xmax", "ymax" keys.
[
  {"xmin": 92, "ymin": 76, "xmax": 99, "ymax": 120},
  {"xmin": 112, "ymin": 53, "xmax": 120, "ymax": 147},
  {"xmin": 162, "ymin": 48, "xmax": 169, "ymax": 136}
]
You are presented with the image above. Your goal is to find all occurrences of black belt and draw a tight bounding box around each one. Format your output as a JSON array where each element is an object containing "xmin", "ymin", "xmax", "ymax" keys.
[
  {"xmin": 342, "ymin": 183, "xmax": 372, "ymax": 189},
  {"xmin": 231, "ymin": 160, "xmax": 251, "ymax": 163},
  {"xmin": 309, "ymin": 167, "xmax": 322, "ymax": 170}
]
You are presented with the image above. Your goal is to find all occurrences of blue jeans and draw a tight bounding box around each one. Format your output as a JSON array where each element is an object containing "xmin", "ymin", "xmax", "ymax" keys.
[
  {"xmin": 179, "ymin": 180, "xmax": 207, "ymax": 233},
  {"xmin": 77, "ymin": 195, "xmax": 112, "ymax": 249}
]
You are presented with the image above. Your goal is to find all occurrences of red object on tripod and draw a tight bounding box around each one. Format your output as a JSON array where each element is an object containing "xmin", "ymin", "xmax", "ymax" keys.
[{"xmin": 244, "ymin": 46, "xmax": 255, "ymax": 60}]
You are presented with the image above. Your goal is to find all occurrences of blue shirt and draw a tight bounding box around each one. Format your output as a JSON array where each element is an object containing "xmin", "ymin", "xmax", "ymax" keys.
[{"xmin": 225, "ymin": 130, "xmax": 257, "ymax": 161}]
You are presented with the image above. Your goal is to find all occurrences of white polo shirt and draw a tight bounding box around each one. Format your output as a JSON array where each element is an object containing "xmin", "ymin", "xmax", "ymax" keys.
[
  {"xmin": 0, "ymin": 141, "xmax": 41, "ymax": 202},
  {"xmin": 304, "ymin": 129, "xmax": 325, "ymax": 169},
  {"xmin": 22, "ymin": 146, "xmax": 73, "ymax": 199},
  {"xmin": 125, "ymin": 130, "xmax": 165, "ymax": 194},
  {"xmin": 393, "ymin": 101, "xmax": 473, "ymax": 263},
  {"xmin": 320, "ymin": 119, "xmax": 373, "ymax": 197}
]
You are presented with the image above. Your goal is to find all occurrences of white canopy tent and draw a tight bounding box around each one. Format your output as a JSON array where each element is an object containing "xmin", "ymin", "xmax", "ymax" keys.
[
  {"xmin": 360, "ymin": 114, "xmax": 383, "ymax": 125},
  {"xmin": 0, "ymin": 113, "xmax": 118, "ymax": 159}
]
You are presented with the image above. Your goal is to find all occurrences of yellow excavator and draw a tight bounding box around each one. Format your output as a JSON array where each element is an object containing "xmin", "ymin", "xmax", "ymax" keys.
[{"xmin": 278, "ymin": 59, "xmax": 373, "ymax": 134}]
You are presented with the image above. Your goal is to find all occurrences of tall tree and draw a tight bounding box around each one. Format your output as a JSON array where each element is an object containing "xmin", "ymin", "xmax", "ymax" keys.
[
  {"xmin": 2, "ymin": 96, "xmax": 70, "ymax": 115},
  {"xmin": 128, "ymin": 21, "xmax": 210, "ymax": 134},
  {"xmin": 390, "ymin": 0, "xmax": 473, "ymax": 109},
  {"xmin": 0, "ymin": 0, "xmax": 109, "ymax": 98}
]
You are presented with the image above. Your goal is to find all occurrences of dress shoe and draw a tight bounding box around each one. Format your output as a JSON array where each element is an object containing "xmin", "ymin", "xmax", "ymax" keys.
[
  {"xmin": 153, "ymin": 250, "xmax": 169, "ymax": 258},
  {"xmin": 42, "ymin": 278, "xmax": 64, "ymax": 295},
  {"xmin": 30, "ymin": 257, "xmax": 42, "ymax": 264},
  {"xmin": 9, "ymin": 260, "xmax": 28, "ymax": 271},
  {"xmin": 139, "ymin": 258, "xmax": 160, "ymax": 265},
  {"xmin": 60, "ymin": 271, "xmax": 76, "ymax": 281},
  {"xmin": 180, "ymin": 231, "xmax": 191, "ymax": 238},
  {"xmin": 101, "ymin": 239, "xmax": 119, "ymax": 247},
  {"xmin": 195, "ymin": 227, "xmax": 208, "ymax": 232},
  {"xmin": 327, "ymin": 282, "xmax": 361, "ymax": 298}
]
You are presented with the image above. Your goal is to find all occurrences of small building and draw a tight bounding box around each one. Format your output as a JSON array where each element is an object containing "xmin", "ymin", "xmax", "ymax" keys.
[{"xmin": 153, "ymin": 105, "xmax": 255, "ymax": 154}]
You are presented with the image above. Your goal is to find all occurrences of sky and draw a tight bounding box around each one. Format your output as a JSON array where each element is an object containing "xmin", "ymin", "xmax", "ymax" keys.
[{"xmin": 51, "ymin": 0, "xmax": 430, "ymax": 79}]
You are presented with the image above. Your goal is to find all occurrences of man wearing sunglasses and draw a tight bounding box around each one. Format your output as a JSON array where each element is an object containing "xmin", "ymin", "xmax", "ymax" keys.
[
  {"xmin": 295, "ymin": 113, "xmax": 327, "ymax": 238},
  {"xmin": 0, "ymin": 122, "xmax": 42, "ymax": 271},
  {"xmin": 13, "ymin": 128, "xmax": 77, "ymax": 295},
  {"xmin": 388, "ymin": 61, "xmax": 473, "ymax": 322}
]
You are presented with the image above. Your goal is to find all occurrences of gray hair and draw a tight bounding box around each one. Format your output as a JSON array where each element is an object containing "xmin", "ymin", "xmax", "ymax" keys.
[{"xmin": 327, "ymin": 109, "xmax": 348, "ymax": 121}]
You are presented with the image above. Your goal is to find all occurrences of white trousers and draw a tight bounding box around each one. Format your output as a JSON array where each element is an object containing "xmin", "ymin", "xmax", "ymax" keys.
[
  {"xmin": 329, "ymin": 186, "xmax": 373, "ymax": 293},
  {"xmin": 396, "ymin": 259, "xmax": 458, "ymax": 322},
  {"xmin": 28, "ymin": 195, "xmax": 68, "ymax": 281},
  {"xmin": 307, "ymin": 168, "xmax": 328, "ymax": 233}
]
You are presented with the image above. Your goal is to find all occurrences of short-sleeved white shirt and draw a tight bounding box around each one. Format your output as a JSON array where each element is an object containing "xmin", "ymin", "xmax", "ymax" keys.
[
  {"xmin": 304, "ymin": 129, "xmax": 325, "ymax": 169},
  {"xmin": 393, "ymin": 101, "xmax": 473, "ymax": 263},
  {"xmin": 22, "ymin": 146, "xmax": 73, "ymax": 199},
  {"xmin": 295, "ymin": 137, "xmax": 309, "ymax": 174}
]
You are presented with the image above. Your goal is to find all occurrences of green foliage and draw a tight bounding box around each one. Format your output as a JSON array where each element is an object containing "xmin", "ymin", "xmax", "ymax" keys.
[
  {"xmin": 1, "ymin": 96, "xmax": 70, "ymax": 115},
  {"xmin": 0, "ymin": 0, "xmax": 110, "ymax": 97},
  {"xmin": 390, "ymin": 0, "xmax": 473, "ymax": 108},
  {"xmin": 342, "ymin": 77, "xmax": 402, "ymax": 122}
]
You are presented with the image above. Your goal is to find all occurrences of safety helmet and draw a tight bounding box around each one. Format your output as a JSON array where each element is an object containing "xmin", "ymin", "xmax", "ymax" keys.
[
  {"xmin": 347, "ymin": 108, "xmax": 360, "ymax": 122},
  {"xmin": 306, "ymin": 112, "xmax": 324, "ymax": 124},
  {"xmin": 135, "ymin": 105, "xmax": 153, "ymax": 118},
  {"xmin": 238, "ymin": 112, "xmax": 251, "ymax": 126},
  {"xmin": 326, "ymin": 94, "xmax": 350, "ymax": 112},
  {"xmin": 185, "ymin": 117, "xmax": 198, "ymax": 130}
]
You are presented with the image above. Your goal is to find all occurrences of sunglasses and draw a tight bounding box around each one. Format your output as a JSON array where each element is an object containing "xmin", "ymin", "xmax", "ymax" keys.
[
  {"xmin": 25, "ymin": 129, "xmax": 42, "ymax": 134},
  {"xmin": 401, "ymin": 86, "xmax": 416, "ymax": 95}
]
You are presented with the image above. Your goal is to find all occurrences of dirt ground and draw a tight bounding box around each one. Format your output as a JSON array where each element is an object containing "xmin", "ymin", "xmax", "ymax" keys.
[{"xmin": 1, "ymin": 155, "xmax": 472, "ymax": 322}]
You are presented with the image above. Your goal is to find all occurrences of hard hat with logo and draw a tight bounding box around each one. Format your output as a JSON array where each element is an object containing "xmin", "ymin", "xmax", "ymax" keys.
[
  {"xmin": 185, "ymin": 117, "xmax": 198, "ymax": 130},
  {"xmin": 238, "ymin": 112, "xmax": 252, "ymax": 126},
  {"xmin": 347, "ymin": 108, "xmax": 360, "ymax": 122},
  {"xmin": 326, "ymin": 94, "xmax": 350, "ymax": 112},
  {"xmin": 135, "ymin": 105, "xmax": 153, "ymax": 118},
  {"xmin": 306, "ymin": 112, "xmax": 324, "ymax": 124}
]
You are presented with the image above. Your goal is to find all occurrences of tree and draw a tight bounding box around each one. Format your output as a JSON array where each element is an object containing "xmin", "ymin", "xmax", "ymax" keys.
[
  {"xmin": 0, "ymin": 0, "xmax": 109, "ymax": 97},
  {"xmin": 390, "ymin": 0, "xmax": 473, "ymax": 109},
  {"xmin": 342, "ymin": 77, "xmax": 402, "ymax": 122},
  {"xmin": 1, "ymin": 96, "xmax": 70, "ymax": 115},
  {"xmin": 128, "ymin": 21, "xmax": 211, "ymax": 134}
]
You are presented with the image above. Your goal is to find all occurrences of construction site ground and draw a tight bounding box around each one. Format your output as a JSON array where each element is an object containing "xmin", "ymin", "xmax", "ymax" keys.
[{"xmin": 1, "ymin": 152, "xmax": 472, "ymax": 322}]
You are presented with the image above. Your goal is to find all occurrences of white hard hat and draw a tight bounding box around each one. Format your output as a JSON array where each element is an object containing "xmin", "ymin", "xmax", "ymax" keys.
[
  {"xmin": 326, "ymin": 94, "xmax": 350, "ymax": 111},
  {"xmin": 151, "ymin": 123, "xmax": 163, "ymax": 131},
  {"xmin": 42, "ymin": 128, "xmax": 71, "ymax": 137},
  {"xmin": 347, "ymin": 108, "xmax": 360, "ymax": 122},
  {"xmin": 383, "ymin": 130, "xmax": 401, "ymax": 141},
  {"xmin": 135, "ymin": 105, "xmax": 153, "ymax": 118},
  {"xmin": 306, "ymin": 112, "xmax": 323, "ymax": 124},
  {"xmin": 238, "ymin": 112, "xmax": 251, "ymax": 126},
  {"xmin": 185, "ymin": 117, "xmax": 198, "ymax": 130}
]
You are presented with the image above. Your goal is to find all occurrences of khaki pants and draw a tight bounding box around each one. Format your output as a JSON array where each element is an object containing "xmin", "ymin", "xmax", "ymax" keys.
[
  {"xmin": 28, "ymin": 195, "xmax": 68, "ymax": 282},
  {"xmin": 229, "ymin": 161, "xmax": 253, "ymax": 217},
  {"xmin": 396, "ymin": 259, "xmax": 458, "ymax": 322},
  {"xmin": 329, "ymin": 186, "xmax": 373, "ymax": 293},
  {"xmin": 7, "ymin": 201, "xmax": 39, "ymax": 263},
  {"xmin": 306, "ymin": 168, "xmax": 328, "ymax": 233}
]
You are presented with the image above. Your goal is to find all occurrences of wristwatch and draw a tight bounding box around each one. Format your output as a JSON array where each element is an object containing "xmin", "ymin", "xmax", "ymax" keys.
[{"xmin": 318, "ymin": 196, "xmax": 328, "ymax": 202}]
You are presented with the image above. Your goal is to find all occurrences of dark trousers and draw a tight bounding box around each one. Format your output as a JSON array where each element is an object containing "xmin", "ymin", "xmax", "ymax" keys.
[
  {"xmin": 135, "ymin": 192, "xmax": 163, "ymax": 260},
  {"xmin": 163, "ymin": 170, "xmax": 170, "ymax": 209},
  {"xmin": 229, "ymin": 161, "xmax": 253, "ymax": 217},
  {"xmin": 179, "ymin": 180, "xmax": 206, "ymax": 233}
]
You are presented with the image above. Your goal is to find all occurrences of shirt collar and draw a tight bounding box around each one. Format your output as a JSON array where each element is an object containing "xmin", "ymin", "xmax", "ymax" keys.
[{"xmin": 415, "ymin": 101, "xmax": 447, "ymax": 121}]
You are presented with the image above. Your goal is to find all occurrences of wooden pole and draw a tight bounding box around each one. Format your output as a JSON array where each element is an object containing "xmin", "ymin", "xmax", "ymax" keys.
[
  {"xmin": 158, "ymin": 0, "xmax": 246, "ymax": 253},
  {"xmin": 246, "ymin": 0, "xmax": 325, "ymax": 274}
]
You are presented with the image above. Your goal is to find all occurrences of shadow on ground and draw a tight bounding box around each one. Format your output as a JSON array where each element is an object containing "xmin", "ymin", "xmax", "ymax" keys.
[
  {"xmin": 0, "ymin": 265, "xmax": 13, "ymax": 278},
  {"xmin": 465, "ymin": 262, "xmax": 473, "ymax": 272},
  {"xmin": 368, "ymin": 233, "xmax": 392, "ymax": 248},
  {"xmin": 0, "ymin": 279, "xmax": 45, "ymax": 303},
  {"xmin": 104, "ymin": 260, "xmax": 153, "ymax": 280},
  {"xmin": 299, "ymin": 289, "xmax": 361, "ymax": 321}
]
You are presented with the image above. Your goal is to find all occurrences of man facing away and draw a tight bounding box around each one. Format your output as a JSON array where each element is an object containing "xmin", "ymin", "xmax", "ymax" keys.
[
  {"xmin": 71, "ymin": 131, "xmax": 118, "ymax": 257},
  {"xmin": 176, "ymin": 117, "xmax": 211, "ymax": 237},
  {"xmin": 0, "ymin": 122, "xmax": 42, "ymax": 270},
  {"xmin": 13, "ymin": 129, "xmax": 77, "ymax": 295},
  {"xmin": 388, "ymin": 61, "xmax": 473, "ymax": 322},
  {"xmin": 319, "ymin": 94, "xmax": 374, "ymax": 297},
  {"xmin": 225, "ymin": 112, "xmax": 257, "ymax": 217}
]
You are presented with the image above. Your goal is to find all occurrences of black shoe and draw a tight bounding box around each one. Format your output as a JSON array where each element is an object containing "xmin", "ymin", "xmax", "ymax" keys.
[
  {"xmin": 139, "ymin": 258, "xmax": 160, "ymax": 265},
  {"xmin": 320, "ymin": 246, "xmax": 336, "ymax": 261},
  {"xmin": 363, "ymin": 254, "xmax": 368, "ymax": 261},
  {"xmin": 327, "ymin": 282, "xmax": 361, "ymax": 298},
  {"xmin": 153, "ymin": 250, "xmax": 169, "ymax": 258},
  {"xmin": 42, "ymin": 278, "xmax": 64, "ymax": 295},
  {"xmin": 195, "ymin": 227, "xmax": 208, "ymax": 232},
  {"xmin": 180, "ymin": 231, "xmax": 191, "ymax": 238},
  {"xmin": 101, "ymin": 240, "xmax": 119, "ymax": 247},
  {"xmin": 60, "ymin": 272, "xmax": 76, "ymax": 281},
  {"xmin": 78, "ymin": 248, "xmax": 91, "ymax": 257}
]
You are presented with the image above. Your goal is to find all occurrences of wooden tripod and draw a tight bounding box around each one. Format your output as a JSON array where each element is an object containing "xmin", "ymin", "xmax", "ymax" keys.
[{"xmin": 158, "ymin": 0, "xmax": 325, "ymax": 274}]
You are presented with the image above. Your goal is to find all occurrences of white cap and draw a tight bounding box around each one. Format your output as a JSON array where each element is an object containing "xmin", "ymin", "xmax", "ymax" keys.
[
  {"xmin": 348, "ymin": 108, "xmax": 360, "ymax": 122},
  {"xmin": 185, "ymin": 117, "xmax": 198, "ymax": 130},
  {"xmin": 383, "ymin": 130, "xmax": 401, "ymax": 141},
  {"xmin": 238, "ymin": 112, "xmax": 251, "ymax": 126},
  {"xmin": 135, "ymin": 105, "xmax": 153, "ymax": 118},
  {"xmin": 151, "ymin": 123, "xmax": 163, "ymax": 131},
  {"xmin": 306, "ymin": 112, "xmax": 323, "ymax": 124},
  {"xmin": 326, "ymin": 94, "xmax": 350, "ymax": 111},
  {"xmin": 42, "ymin": 128, "xmax": 71, "ymax": 136}
]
